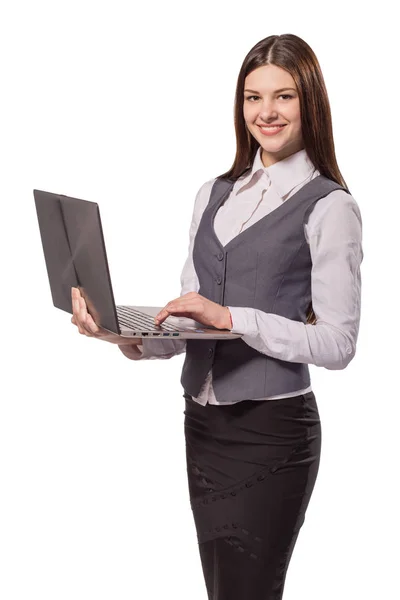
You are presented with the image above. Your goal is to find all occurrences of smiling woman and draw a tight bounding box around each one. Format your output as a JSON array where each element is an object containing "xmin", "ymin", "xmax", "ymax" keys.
[
  {"xmin": 183, "ymin": 33, "xmax": 361, "ymax": 599},
  {"xmin": 93, "ymin": 31, "xmax": 362, "ymax": 600}
]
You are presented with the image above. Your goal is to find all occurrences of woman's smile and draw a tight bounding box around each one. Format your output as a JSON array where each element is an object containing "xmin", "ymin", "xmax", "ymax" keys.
[{"xmin": 258, "ymin": 124, "xmax": 287, "ymax": 136}]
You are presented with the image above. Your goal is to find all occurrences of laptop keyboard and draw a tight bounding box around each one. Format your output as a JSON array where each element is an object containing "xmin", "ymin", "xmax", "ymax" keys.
[{"xmin": 116, "ymin": 306, "xmax": 181, "ymax": 332}]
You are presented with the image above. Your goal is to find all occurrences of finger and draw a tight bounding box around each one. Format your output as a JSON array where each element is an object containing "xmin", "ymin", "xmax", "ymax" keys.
[
  {"xmin": 83, "ymin": 308, "xmax": 102, "ymax": 336},
  {"xmin": 154, "ymin": 313, "xmax": 166, "ymax": 325},
  {"xmin": 87, "ymin": 313, "xmax": 100, "ymax": 334},
  {"xmin": 71, "ymin": 287, "xmax": 81, "ymax": 302},
  {"xmin": 156, "ymin": 296, "xmax": 188, "ymax": 316},
  {"xmin": 78, "ymin": 296, "xmax": 94, "ymax": 336},
  {"xmin": 155, "ymin": 306, "xmax": 188, "ymax": 325},
  {"xmin": 154, "ymin": 306, "xmax": 173, "ymax": 324},
  {"xmin": 72, "ymin": 295, "xmax": 84, "ymax": 332},
  {"xmin": 72, "ymin": 288, "xmax": 80, "ymax": 318},
  {"xmin": 72, "ymin": 288, "xmax": 95, "ymax": 336}
]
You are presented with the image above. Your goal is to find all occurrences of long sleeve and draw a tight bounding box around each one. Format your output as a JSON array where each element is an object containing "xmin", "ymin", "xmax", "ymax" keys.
[
  {"xmin": 117, "ymin": 179, "xmax": 214, "ymax": 361},
  {"xmin": 227, "ymin": 190, "xmax": 363, "ymax": 370}
]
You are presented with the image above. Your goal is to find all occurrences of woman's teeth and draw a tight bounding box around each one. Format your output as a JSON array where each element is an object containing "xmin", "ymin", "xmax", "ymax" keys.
[{"xmin": 260, "ymin": 125, "xmax": 285, "ymax": 131}]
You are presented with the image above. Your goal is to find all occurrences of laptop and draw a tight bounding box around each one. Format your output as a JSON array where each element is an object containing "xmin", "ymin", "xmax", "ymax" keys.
[{"xmin": 33, "ymin": 189, "xmax": 243, "ymax": 340}]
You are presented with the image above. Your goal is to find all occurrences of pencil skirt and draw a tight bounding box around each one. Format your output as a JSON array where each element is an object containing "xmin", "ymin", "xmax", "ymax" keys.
[{"xmin": 183, "ymin": 391, "xmax": 322, "ymax": 600}]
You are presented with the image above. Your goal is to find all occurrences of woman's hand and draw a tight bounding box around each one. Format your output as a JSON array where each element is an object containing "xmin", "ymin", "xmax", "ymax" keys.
[
  {"xmin": 154, "ymin": 292, "xmax": 232, "ymax": 330},
  {"xmin": 71, "ymin": 287, "xmax": 142, "ymax": 345}
]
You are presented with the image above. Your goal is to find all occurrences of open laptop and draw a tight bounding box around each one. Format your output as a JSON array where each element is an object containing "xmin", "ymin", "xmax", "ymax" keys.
[{"xmin": 33, "ymin": 189, "xmax": 243, "ymax": 340}]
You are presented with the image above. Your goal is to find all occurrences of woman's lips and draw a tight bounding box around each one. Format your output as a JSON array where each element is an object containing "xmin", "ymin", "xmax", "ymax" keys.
[{"xmin": 258, "ymin": 124, "xmax": 287, "ymax": 136}]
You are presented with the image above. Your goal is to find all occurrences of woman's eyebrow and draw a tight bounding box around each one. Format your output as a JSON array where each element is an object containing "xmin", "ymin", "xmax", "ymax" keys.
[{"xmin": 244, "ymin": 87, "xmax": 297, "ymax": 94}]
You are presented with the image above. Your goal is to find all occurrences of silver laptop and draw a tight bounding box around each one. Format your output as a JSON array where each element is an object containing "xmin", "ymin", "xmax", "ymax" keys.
[{"xmin": 33, "ymin": 189, "xmax": 242, "ymax": 340}]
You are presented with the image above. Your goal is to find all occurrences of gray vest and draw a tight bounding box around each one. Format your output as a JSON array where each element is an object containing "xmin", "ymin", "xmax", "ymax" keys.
[{"xmin": 180, "ymin": 173, "xmax": 350, "ymax": 403}]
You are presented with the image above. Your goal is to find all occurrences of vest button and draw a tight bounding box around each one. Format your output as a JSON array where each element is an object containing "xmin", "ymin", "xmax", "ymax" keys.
[
  {"xmin": 208, "ymin": 348, "xmax": 214, "ymax": 358},
  {"xmin": 217, "ymin": 252, "xmax": 224, "ymax": 261},
  {"xmin": 216, "ymin": 276, "xmax": 222, "ymax": 284}
]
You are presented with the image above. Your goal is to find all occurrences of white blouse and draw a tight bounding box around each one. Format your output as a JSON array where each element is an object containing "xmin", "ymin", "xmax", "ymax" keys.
[{"xmin": 119, "ymin": 146, "xmax": 363, "ymax": 406}]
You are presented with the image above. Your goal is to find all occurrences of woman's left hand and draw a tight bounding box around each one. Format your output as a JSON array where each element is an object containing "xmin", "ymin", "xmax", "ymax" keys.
[{"xmin": 154, "ymin": 292, "xmax": 232, "ymax": 330}]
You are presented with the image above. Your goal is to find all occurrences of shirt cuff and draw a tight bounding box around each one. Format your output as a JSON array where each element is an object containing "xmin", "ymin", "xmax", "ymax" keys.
[
  {"xmin": 118, "ymin": 338, "xmax": 186, "ymax": 360},
  {"xmin": 226, "ymin": 306, "xmax": 258, "ymax": 336},
  {"xmin": 118, "ymin": 342, "xmax": 145, "ymax": 360}
]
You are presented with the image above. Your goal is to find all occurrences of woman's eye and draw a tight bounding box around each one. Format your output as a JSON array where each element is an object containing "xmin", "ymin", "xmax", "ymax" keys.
[{"xmin": 245, "ymin": 94, "xmax": 293, "ymax": 101}]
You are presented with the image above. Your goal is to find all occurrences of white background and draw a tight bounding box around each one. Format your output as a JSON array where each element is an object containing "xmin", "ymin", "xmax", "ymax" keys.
[{"xmin": 1, "ymin": 1, "xmax": 398, "ymax": 598}]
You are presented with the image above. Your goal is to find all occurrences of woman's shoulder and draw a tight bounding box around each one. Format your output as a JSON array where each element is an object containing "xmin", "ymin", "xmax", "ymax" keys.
[
  {"xmin": 308, "ymin": 185, "xmax": 363, "ymax": 233},
  {"xmin": 319, "ymin": 185, "xmax": 360, "ymax": 211},
  {"xmin": 196, "ymin": 176, "xmax": 219, "ymax": 197},
  {"xmin": 189, "ymin": 177, "xmax": 219, "ymax": 222}
]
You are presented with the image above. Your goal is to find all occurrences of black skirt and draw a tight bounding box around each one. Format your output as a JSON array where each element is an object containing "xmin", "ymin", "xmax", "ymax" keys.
[{"xmin": 183, "ymin": 391, "xmax": 322, "ymax": 600}]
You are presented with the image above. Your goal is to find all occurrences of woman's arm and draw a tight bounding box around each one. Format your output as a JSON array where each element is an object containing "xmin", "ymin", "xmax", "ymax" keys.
[
  {"xmin": 118, "ymin": 178, "xmax": 216, "ymax": 360},
  {"xmin": 227, "ymin": 190, "xmax": 363, "ymax": 370}
]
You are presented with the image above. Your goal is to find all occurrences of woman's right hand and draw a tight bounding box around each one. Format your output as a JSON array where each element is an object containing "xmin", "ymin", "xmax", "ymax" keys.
[{"xmin": 71, "ymin": 287, "xmax": 142, "ymax": 346}]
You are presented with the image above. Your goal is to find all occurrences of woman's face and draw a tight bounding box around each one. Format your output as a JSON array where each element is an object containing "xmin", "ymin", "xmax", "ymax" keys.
[{"xmin": 243, "ymin": 64, "xmax": 303, "ymax": 167}]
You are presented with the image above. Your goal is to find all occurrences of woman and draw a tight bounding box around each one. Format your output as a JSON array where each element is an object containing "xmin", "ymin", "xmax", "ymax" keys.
[{"xmin": 71, "ymin": 33, "xmax": 363, "ymax": 599}]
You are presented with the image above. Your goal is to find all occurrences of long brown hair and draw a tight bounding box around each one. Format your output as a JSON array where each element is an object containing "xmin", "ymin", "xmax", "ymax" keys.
[{"xmin": 218, "ymin": 33, "xmax": 349, "ymax": 325}]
